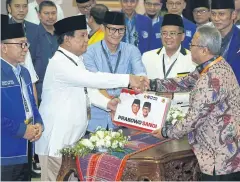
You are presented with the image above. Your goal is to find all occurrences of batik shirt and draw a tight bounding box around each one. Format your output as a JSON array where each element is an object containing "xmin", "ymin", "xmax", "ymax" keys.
[{"xmin": 150, "ymin": 57, "xmax": 240, "ymax": 175}]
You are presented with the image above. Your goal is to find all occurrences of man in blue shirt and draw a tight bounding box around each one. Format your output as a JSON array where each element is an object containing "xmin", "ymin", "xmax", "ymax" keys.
[
  {"xmin": 32, "ymin": 1, "xmax": 59, "ymax": 104},
  {"xmin": 211, "ymin": 0, "xmax": 240, "ymax": 84},
  {"xmin": 120, "ymin": 0, "xmax": 152, "ymax": 54},
  {"xmin": 150, "ymin": 0, "xmax": 196, "ymax": 50},
  {"xmin": 83, "ymin": 11, "xmax": 146, "ymax": 132},
  {"xmin": 1, "ymin": 14, "xmax": 43, "ymax": 181}
]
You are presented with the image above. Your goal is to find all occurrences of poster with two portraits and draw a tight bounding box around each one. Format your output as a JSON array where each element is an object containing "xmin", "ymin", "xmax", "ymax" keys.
[{"xmin": 113, "ymin": 89, "xmax": 171, "ymax": 132}]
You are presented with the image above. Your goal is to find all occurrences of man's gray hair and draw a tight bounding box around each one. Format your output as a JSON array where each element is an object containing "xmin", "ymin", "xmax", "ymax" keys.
[{"xmin": 196, "ymin": 25, "xmax": 222, "ymax": 55}]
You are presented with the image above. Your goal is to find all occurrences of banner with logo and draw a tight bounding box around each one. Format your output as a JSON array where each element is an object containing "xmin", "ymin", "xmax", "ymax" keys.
[{"xmin": 113, "ymin": 89, "xmax": 171, "ymax": 132}]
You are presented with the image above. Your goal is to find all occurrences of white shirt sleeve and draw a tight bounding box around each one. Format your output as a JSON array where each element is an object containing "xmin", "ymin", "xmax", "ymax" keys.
[
  {"xmin": 88, "ymin": 89, "xmax": 110, "ymax": 111},
  {"xmin": 22, "ymin": 51, "xmax": 39, "ymax": 83},
  {"xmin": 54, "ymin": 58, "xmax": 129, "ymax": 89}
]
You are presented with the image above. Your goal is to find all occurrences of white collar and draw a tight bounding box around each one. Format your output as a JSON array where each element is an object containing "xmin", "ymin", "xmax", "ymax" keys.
[
  {"xmin": 161, "ymin": 46, "xmax": 181, "ymax": 60},
  {"xmin": 58, "ymin": 47, "xmax": 80, "ymax": 62}
]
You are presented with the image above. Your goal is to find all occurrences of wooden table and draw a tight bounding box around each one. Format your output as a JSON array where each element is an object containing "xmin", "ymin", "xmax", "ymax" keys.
[{"xmin": 57, "ymin": 137, "xmax": 201, "ymax": 181}]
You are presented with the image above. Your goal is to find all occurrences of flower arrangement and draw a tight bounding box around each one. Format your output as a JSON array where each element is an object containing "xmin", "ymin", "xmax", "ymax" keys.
[
  {"xmin": 60, "ymin": 127, "xmax": 130, "ymax": 157},
  {"xmin": 166, "ymin": 106, "xmax": 186, "ymax": 126}
]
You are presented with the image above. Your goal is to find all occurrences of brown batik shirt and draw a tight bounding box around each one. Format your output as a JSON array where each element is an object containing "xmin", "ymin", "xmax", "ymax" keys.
[{"xmin": 150, "ymin": 57, "xmax": 240, "ymax": 175}]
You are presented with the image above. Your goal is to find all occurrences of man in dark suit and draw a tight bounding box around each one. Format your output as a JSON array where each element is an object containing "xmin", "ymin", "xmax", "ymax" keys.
[
  {"xmin": 211, "ymin": 0, "xmax": 240, "ymax": 84},
  {"xmin": 7, "ymin": 0, "xmax": 38, "ymax": 58}
]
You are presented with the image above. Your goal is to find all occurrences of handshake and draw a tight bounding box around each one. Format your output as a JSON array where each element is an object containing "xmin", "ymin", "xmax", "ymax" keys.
[{"xmin": 129, "ymin": 75, "xmax": 150, "ymax": 93}]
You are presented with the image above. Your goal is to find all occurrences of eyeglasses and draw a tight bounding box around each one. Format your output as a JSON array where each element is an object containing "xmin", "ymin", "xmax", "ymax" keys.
[
  {"xmin": 167, "ymin": 2, "xmax": 182, "ymax": 7},
  {"xmin": 105, "ymin": 26, "xmax": 126, "ymax": 35},
  {"xmin": 161, "ymin": 31, "xmax": 182, "ymax": 38},
  {"xmin": 189, "ymin": 43, "xmax": 206, "ymax": 48},
  {"xmin": 122, "ymin": 0, "xmax": 137, "ymax": 4},
  {"xmin": 193, "ymin": 9, "xmax": 209, "ymax": 15},
  {"xmin": 145, "ymin": 2, "xmax": 162, "ymax": 8},
  {"xmin": 4, "ymin": 42, "xmax": 30, "ymax": 49},
  {"xmin": 78, "ymin": 4, "xmax": 92, "ymax": 10}
]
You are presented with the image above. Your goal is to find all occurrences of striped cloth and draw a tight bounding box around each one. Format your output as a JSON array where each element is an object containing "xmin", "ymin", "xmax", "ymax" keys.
[{"xmin": 76, "ymin": 133, "xmax": 170, "ymax": 181}]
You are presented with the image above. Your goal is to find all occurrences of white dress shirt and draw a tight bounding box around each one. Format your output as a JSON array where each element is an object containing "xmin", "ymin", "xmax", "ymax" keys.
[
  {"xmin": 25, "ymin": 0, "xmax": 64, "ymax": 25},
  {"xmin": 142, "ymin": 46, "xmax": 196, "ymax": 112},
  {"xmin": 35, "ymin": 47, "xmax": 129, "ymax": 157},
  {"xmin": 21, "ymin": 51, "xmax": 39, "ymax": 83}
]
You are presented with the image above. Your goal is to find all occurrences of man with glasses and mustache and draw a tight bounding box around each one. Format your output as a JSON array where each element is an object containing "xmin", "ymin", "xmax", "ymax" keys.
[
  {"xmin": 120, "ymin": 0, "xmax": 152, "ymax": 54},
  {"xmin": 211, "ymin": 0, "xmax": 240, "ymax": 84},
  {"xmin": 151, "ymin": 0, "xmax": 196, "ymax": 50},
  {"xmin": 144, "ymin": 0, "xmax": 163, "ymax": 25},
  {"xmin": 1, "ymin": 14, "xmax": 44, "ymax": 181},
  {"xmin": 143, "ymin": 14, "xmax": 195, "ymax": 109},
  {"xmin": 150, "ymin": 25, "xmax": 240, "ymax": 181},
  {"xmin": 83, "ymin": 11, "xmax": 146, "ymax": 133},
  {"xmin": 192, "ymin": 0, "xmax": 213, "ymax": 27}
]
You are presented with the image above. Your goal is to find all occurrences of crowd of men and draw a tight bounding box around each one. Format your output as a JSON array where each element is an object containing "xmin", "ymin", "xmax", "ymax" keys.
[{"xmin": 1, "ymin": 0, "xmax": 240, "ymax": 181}]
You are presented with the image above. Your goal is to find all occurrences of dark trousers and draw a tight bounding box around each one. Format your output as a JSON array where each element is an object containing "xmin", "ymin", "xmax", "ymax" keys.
[
  {"xmin": 1, "ymin": 163, "xmax": 29, "ymax": 181},
  {"xmin": 201, "ymin": 170, "xmax": 240, "ymax": 181}
]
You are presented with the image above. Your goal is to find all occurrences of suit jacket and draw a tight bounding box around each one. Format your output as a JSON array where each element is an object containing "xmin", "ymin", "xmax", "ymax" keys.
[
  {"xmin": 123, "ymin": 14, "xmax": 152, "ymax": 54},
  {"xmin": 226, "ymin": 25, "xmax": 240, "ymax": 84},
  {"xmin": 24, "ymin": 20, "xmax": 38, "ymax": 58},
  {"xmin": 142, "ymin": 46, "xmax": 196, "ymax": 109},
  {"xmin": 150, "ymin": 17, "xmax": 196, "ymax": 50}
]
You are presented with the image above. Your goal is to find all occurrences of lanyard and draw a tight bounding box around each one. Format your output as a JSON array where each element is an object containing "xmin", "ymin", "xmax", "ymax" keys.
[
  {"xmin": 57, "ymin": 50, "xmax": 88, "ymax": 95},
  {"xmin": 18, "ymin": 74, "xmax": 32, "ymax": 122},
  {"xmin": 200, "ymin": 56, "xmax": 222, "ymax": 75},
  {"xmin": 127, "ymin": 19, "xmax": 135, "ymax": 43},
  {"xmin": 101, "ymin": 41, "xmax": 121, "ymax": 73},
  {"xmin": 162, "ymin": 55, "xmax": 178, "ymax": 79}
]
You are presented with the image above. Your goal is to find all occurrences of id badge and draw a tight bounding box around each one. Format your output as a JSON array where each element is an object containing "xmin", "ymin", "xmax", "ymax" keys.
[{"xmin": 86, "ymin": 95, "xmax": 91, "ymax": 120}]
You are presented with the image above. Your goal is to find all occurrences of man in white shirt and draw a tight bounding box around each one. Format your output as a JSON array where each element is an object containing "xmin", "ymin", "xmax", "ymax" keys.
[
  {"xmin": 35, "ymin": 15, "xmax": 148, "ymax": 181},
  {"xmin": 143, "ymin": 14, "xmax": 196, "ymax": 111},
  {"xmin": 192, "ymin": 0, "xmax": 213, "ymax": 27},
  {"xmin": 25, "ymin": 0, "xmax": 64, "ymax": 25}
]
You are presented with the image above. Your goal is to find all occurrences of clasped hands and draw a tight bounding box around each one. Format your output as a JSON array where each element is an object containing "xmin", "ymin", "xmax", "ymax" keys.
[
  {"xmin": 23, "ymin": 123, "xmax": 43, "ymax": 142},
  {"xmin": 129, "ymin": 75, "xmax": 150, "ymax": 93}
]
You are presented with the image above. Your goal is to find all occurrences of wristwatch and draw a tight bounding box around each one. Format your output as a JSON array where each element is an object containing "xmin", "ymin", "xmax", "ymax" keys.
[{"xmin": 161, "ymin": 127, "xmax": 169, "ymax": 139}]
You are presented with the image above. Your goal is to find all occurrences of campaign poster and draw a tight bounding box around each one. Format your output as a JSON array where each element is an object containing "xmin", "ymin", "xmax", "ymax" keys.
[{"xmin": 113, "ymin": 89, "xmax": 171, "ymax": 132}]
